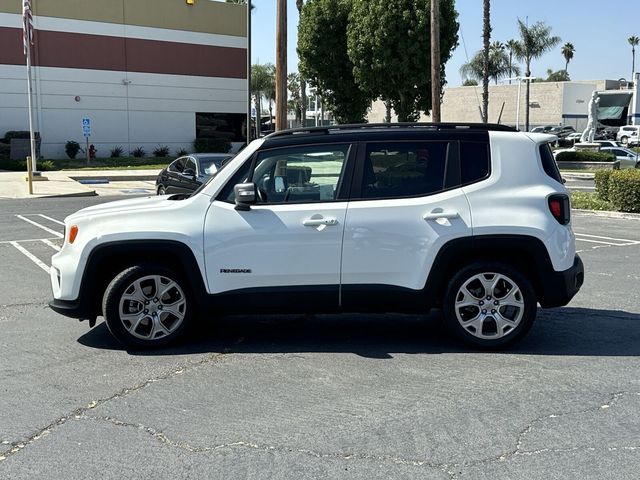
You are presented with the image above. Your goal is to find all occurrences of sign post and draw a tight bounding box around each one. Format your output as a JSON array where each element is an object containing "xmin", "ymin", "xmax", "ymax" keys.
[{"xmin": 82, "ymin": 117, "xmax": 91, "ymax": 164}]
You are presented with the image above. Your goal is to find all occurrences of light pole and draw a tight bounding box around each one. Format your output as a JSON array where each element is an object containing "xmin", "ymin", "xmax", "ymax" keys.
[
  {"xmin": 246, "ymin": 0, "xmax": 252, "ymax": 142},
  {"xmin": 505, "ymin": 76, "xmax": 536, "ymax": 131}
]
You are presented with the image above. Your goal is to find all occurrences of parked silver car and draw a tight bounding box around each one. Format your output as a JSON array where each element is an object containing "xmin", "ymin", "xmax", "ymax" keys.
[{"xmin": 600, "ymin": 147, "xmax": 640, "ymax": 169}]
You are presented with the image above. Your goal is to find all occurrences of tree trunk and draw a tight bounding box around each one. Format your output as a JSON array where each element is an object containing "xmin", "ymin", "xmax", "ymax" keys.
[
  {"xmin": 430, "ymin": 0, "xmax": 441, "ymax": 122},
  {"xmin": 481, "ymin": 0, "xmax": 491, "ymax": 123},
  {"xmin": 385, "ymin": 101, "xmax": 392, "ymax": 123},
  {"xmin": 508, "ymin": 52, "xmax": 512, "ymax": 84},
  {"xmin": 256, "ymin": 91, "xmax": 262, "ymax": 138},
  {"xmin": 300, "ymin": 80, "xmax": 307, "ymax": 127}
]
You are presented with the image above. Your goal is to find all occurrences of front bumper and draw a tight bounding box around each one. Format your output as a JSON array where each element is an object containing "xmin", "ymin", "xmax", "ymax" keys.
[
  {"xmin": 539, "ymin": 254, "xmax": 584, "ymax": 308},
  {"xmin": 49, "ymin": 297, "xmax": 96, "ymax": 321}
]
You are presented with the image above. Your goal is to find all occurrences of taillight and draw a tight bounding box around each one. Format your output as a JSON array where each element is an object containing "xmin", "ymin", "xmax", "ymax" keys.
[{"xmin": 548, "ymin": 194, "xmax": 570, "ymax": 225}]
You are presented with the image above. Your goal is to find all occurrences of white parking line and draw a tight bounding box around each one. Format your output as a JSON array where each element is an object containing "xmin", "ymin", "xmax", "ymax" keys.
[
  {"xmin": 575, "ymin": 232, "xmax": 640, "ymax": 247},
  {"xmin": 0, "ymin": 237, "xmax": 59, "ymax": 245},
  {"xmin": 41, "ymin": 239, "xmax": 61, "ymax": 251},
  {"xmin": 15, "ymin": 215, "xmax": 63, "ymax": 238},
  {"xmin": 37, "ymin": 214, "xmax": 65, "ymax": 226},
  {"xmin": 10, "ymin": 242, "xmax": 50, "ymax": 274}
]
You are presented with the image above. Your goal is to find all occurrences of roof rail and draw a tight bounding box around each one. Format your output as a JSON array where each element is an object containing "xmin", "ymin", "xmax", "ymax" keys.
[{"xmin": 265, "ymin": 122, "xmax": 517, "ymax": 139}]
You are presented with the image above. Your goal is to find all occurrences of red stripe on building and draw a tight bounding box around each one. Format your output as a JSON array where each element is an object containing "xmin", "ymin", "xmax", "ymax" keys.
[{"xmin": 0, "ymin": 27, "xmax": 246, "ymax": 79}]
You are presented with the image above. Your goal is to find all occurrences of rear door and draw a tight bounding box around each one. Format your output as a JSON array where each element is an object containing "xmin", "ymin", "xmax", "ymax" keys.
[{"xmin": 340, "ymin": 138, "xmax": 477, "ymax": 307}]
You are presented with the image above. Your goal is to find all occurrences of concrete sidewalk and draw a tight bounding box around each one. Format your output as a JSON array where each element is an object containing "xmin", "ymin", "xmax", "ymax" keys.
[{"xmin": 0, "ymin": 169, "xmax": 160, "ymax": 199}]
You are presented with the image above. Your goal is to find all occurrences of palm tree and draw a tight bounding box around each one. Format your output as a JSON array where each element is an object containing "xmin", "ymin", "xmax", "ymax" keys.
[
  {"xmin": 481, "ymin": 0, "xmax": 491, "ymax": 123},
  {"xmin": 513, "ymin": 19, "xmax": 561, "ymax": 131},
  {"xmin": 263, "ymin": 64, "xmax": 277, "ymax": 130},
  {"xmin": 460, "ymin": 45, "xmax": 516, "ymax": 85},
  {"xmin": 505, "ymin": 39, "xmax": 519, "ymax": 84},
  {"xmin": 251, "ymin": 63, "xmax": 275, "ymax": 137},
  {"xmin": 561, "ymin": 42, "xmax": 574, "ymax": 76},
  {"xmin": 629, "ymin": 36, "xmax": 640, "ymax": 82}
]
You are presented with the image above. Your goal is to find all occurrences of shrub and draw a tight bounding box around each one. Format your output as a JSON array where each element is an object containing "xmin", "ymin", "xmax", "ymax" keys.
[
  {"xmin": 3, "ymin": 130, "xmax": 31, "ymax": 142},
  {"xmin": 0, "ymin": 158, "xmax": 26, "ymax": 171},
  {"xmin": 608, "ymin": 169, "xmax": 640, "ymax": 213},
  {"xmin": 0, "ymin": 143, "xmax": 9, "ymax": 160},
  {"xmin": 555, "ymin": 150, "xmax": 616, "ymax": 163},
  {"xmin": 38, "ymin": 160, "xmax": 55, "ymax": 171},
  {"xmin": 175, "ymin": 148, "xmax": 189, "ymax": 157},
  {"xmin": 110, "ymin": 146, "xmax": 124, "ymax": 158},
  {"xmin": 193, "ymin": 136, "xmax": 231, "ymax": 153},
  {"xmin": 65, "ymin": 140, "xmax": 81, "ymax": 159},
  {"xmin": 131, "ymin": 147, "xmax": 146, "ymax": 158},
  {"xmin": 594, "ymin": 169, "xmax": 613, "ymax": 201},
  {"xmin": 152, "ymin": 145, "xmax": 170, "ymax": 157}
]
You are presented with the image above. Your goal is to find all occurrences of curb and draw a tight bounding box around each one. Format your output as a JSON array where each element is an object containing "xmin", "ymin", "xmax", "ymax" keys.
[
  {"xmin": 69, "ymin": 175, "xmax": 157, "ymax": 182},
  {"xmin": 573, "ymin": 209, "xmax": 640, "ymax": 220}
]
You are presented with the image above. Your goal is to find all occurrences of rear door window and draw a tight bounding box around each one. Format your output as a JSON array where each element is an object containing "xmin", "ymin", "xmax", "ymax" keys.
[{"xmin": 358, "ymin": 142, "xmax": 448, "ymax": 199}]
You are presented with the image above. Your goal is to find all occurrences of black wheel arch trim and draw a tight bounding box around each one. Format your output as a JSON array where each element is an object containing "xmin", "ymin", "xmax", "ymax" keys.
[
  {"xmin": 423, "ymin": 234, "xmax": 582, "ymax": 308},
  {"xmin": 54, "ymin": 240, "xmax": 207, "ymax": 320}
]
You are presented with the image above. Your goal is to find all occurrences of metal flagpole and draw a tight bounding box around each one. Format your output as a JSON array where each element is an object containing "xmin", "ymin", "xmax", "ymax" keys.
[{"xmin": 23, "ymin": 0, "xmax": 37, "ymax": 173}]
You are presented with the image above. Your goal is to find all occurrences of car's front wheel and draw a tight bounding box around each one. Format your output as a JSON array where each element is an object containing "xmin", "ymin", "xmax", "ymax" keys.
[
  {"xmin": 443, "ymin": 262, "xmax": 537, "ymax": 349},
  {"xmin": 157, "ymin": 185, "xmax": 166, "ymax": 195},
  {"xmin": 102, "ymin": 265, "xmax": 193, "ymax": 348}
]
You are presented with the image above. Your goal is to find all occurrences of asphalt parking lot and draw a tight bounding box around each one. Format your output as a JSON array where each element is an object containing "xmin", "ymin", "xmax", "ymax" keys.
[{"xmin": 0, "ymin": 196, "xmax": 639, "ymax": 479}]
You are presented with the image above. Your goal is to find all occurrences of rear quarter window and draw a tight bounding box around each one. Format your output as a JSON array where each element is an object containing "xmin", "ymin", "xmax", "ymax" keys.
[
  {"xmin": 460, "ymin": 142, "xmax": 490, "ymax": 184},
  {"xmin": 539, "ymin": 143, "xmax": 563, "ymax": 184}
]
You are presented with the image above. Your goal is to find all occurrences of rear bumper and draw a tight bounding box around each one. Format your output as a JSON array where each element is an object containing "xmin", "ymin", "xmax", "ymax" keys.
[{"xmin": 539, "ymin": 254, "xmax": 584, "ymax": 308}]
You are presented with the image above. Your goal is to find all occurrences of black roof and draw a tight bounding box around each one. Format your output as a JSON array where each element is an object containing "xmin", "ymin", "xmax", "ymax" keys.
[{"xmin": 262, "ymin": 123, "xmax": 514, "ymax": 148}]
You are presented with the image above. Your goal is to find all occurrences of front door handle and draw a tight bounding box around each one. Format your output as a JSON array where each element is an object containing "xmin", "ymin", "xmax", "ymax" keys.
[
  {"xmin": 303, "ymin": 217, "xmax": 338, "ymax": 227},
  {"xmin": 423, "ymin": 211, "xmax": 459, "ymax": 221}
]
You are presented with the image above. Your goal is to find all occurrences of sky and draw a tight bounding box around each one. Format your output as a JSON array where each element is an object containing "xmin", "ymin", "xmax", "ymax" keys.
[{"xmin": 242, "ymin": 0, "xmax": 640, "ymax": 86}]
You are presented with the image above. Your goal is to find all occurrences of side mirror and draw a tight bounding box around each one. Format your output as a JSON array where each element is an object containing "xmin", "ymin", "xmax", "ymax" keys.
[
  {"xmin": 183, "ymin": 168, "xmax": 196, "ymax": 178},
  {"xmin": 234, "ymin": 183, "xmax": 256, "ymax": 211}
]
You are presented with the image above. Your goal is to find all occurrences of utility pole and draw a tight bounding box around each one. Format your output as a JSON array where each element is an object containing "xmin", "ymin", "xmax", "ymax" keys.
[
  {"xmin": 275, "ymin": 0, "xmax": 287, "ymax": 131},
  {"xmin": 246, "ymin": 0, "xmax": 252, "ymax": 141},
  {"xmin": 430, "ymin": 0, "xmax": 441, "ymax": 122}
]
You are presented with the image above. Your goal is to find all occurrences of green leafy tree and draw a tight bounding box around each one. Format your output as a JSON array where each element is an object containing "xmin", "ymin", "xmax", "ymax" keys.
[
  {"xmin": 561, "ymin": 42, "xmax": 574, "ymax": 76},
  {"xmin": 513, "ymin": 19, "xmax": 560, "ymax": 131},
  {"xmin": 225, "ymin": 0, "xmax": 255, "ymax": 9},
  {"xmin": 462, "ymin": 79, "xmax": 478, "ymax": 86},
  {"xmin": 298, "ymin": 0, "xmax": 371, "ymax": 123},
  {"xmin": 629, "ymin": 36, "xmax": 639, "ymax": 81},
  {"xmin": 545, "ymin": 68, "xmax": 570, "ymax": 82},
  {"xmin": 460, "ymin": 42, "xmax": 518, "ymax": 85},
  {"xmin": 251, "ymin": 63, "xmax": 275, "ymax": 136},
  {"xmin": 287, "ymin": 72, "xmax": 303, "ymax": 124},
  {"xmin": 347, "ymin": 0, "xmax": 459, "ymax": 122}
]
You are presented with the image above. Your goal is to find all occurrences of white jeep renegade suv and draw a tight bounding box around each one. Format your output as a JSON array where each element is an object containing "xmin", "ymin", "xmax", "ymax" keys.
[{"xmin": 50, "ymin": 123, "xmax": 584, "ymax": 349}]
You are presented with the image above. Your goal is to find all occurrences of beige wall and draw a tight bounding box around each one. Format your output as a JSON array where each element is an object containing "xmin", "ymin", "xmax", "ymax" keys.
[
  {"xmin": 0, "ymin": 0, "xmax": 246, "ymax": 36},
  {"xmin": 368, "ymin": 81, "xmax": 600, "ymax": 129}
]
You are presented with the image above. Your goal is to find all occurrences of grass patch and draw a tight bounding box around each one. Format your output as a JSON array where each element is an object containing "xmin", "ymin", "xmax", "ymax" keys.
[
  {"xmin": 51, "ymin": 156, "xmax": 173, "ymax": 170},
  {"xmin": 570, "ymin": 191, "xmax": 613, "ymax": 211}
]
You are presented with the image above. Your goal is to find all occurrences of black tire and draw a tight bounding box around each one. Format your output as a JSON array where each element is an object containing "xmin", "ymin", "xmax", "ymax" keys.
[
  {"xmin": 102, "ymin": 264, "xmax": 193, "ymax": 348},
  {"xmin": 157, "ymin": 185, "xmax": 166, "ymax": 195},
  {"xmin": 442, "ymin": 262, "xmax": 537, "ymax": 349}
]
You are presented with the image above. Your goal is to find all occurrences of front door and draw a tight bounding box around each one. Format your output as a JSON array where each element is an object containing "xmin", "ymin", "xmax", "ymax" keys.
[{"xmin": 204, "ymin": 142, "xmax": 354, "ymax": 309}]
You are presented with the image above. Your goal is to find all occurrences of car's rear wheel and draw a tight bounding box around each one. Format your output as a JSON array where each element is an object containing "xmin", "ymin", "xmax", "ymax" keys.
[
  {"xmin": 102, "ymin": 265, "xmax": 192, "ymax": 348},
  {"xmin": 621, "ymin": 136, "xmax": 629, "ymax": 145},
  {"xmin": 443, "ymin": 262, "xmax": 537, "ymax": 349}
]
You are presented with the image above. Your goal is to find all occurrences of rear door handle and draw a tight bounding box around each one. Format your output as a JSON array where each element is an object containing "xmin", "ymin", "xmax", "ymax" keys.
[
  {"xmin": 303, "ymin": 217, "xmax": 338, "ymax": 226},
  {"xmin": 423, "ymin": 211, "xmax": 459, "ymax": 221}
]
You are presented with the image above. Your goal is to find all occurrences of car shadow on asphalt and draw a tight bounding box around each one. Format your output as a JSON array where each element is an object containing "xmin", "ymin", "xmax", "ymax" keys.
[{"xmin": 76, "ymin": 307, "xmax": 640, "ymax": 357}]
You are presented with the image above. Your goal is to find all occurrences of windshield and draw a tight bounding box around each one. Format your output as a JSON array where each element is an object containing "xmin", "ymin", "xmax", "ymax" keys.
[
  {"xmin": 191, "ymin": 139, "xmax": 265, "ymax": 197},
  {"xmin": 199, "ymin": 155, "xmax": 232, "ymax": 175}
]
